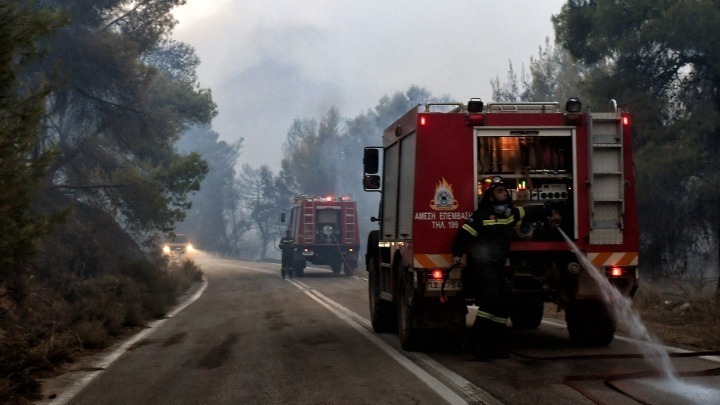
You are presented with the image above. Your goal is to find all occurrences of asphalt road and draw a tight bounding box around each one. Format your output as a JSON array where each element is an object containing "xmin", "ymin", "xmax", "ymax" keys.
[{"xmin": 39, "ymin": 253, "xmax": 720, "ymax": 405}]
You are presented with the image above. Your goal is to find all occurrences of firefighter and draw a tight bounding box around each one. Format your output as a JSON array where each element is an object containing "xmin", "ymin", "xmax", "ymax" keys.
[
  {"xmin": 279, "ymin": 229, "xmax": 295, "ymax": 279},
  {"xmin": 451, "ymin": 176, "xmax": 561, "ymax": 360}
]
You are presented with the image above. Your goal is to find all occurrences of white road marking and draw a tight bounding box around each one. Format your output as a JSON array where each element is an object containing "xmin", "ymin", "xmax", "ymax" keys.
[
  {"xmin": 286, "ymin": 278, "xmax": 502, "ymax": 405},
  {"xmin": 43, "ymin": 261, "xmax": 490, "ymax": 405},
  {"xmin": 154, "ymin": 260, "xmax": 720, "ymax": 402}
]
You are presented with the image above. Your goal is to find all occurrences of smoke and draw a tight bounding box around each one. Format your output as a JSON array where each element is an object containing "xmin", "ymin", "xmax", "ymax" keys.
[{"xmin": 172, "ymin": 0, "xmax": 567, "ymax": 171}]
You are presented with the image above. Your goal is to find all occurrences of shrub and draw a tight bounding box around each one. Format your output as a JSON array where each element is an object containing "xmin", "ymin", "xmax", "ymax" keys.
[
  {"xmin": 73, "ymin": 319, "xmax": 110, "ymax": 349},
  {"xmin": 0, "ymin": 254, "xmax": 204, "ymax": 403}
]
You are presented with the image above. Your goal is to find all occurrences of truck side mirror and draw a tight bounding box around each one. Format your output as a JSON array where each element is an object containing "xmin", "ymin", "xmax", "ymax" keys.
[
  {"xmin": 280, "ymin": 213, "xmax": 286, "ymax": 223},
  {"xmin": 363, "ymin": 147, "xmax": 380, "ymax": 174},
  {"xmin": 363, "ymin": 174, "xmax": 381, "ymax": 191}
]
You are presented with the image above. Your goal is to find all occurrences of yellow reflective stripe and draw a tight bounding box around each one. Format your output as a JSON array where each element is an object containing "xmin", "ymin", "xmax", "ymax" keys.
[
  {"xmin": 482, "ymin": 215, "xmax": 515, "ymax": 226},
  {"xmin": 517, "ymin": 206, "xmax": 525, "ymax": 219},
  {"xmin": 476, "ymin": 310, "xmax": 508, "ymax": 324},
  {"xmin": 462, "ymin": 223, "xmax": 478, "ymax": 237}
]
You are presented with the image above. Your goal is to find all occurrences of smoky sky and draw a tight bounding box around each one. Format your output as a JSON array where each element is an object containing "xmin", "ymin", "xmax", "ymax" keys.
[{"xmin": 172, "ymin": 0, "xmax": 567, "ymax": 170}]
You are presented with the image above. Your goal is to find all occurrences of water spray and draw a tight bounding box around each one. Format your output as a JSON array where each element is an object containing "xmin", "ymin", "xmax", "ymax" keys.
[{"xmin": 557, "ymin": 228, "xmax": 678, "ymax": 379}]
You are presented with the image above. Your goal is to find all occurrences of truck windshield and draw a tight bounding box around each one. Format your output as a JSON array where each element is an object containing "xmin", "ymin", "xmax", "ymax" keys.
[{"xmin": 316, "ymin": 209, "xmax": 341, "ymax": 243}]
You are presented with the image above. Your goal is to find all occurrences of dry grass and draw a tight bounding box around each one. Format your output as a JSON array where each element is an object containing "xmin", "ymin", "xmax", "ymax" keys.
[
  {"xmin": 633, "ymin": 282, "xmax": 720, "ymax": 350},
  {"xmin": 542, "ymin": 280, "xmax": 720, "ymax": 351},
  {"xmin": 0, "ymin": 258, "xmax": 204, "ymax": 404}
]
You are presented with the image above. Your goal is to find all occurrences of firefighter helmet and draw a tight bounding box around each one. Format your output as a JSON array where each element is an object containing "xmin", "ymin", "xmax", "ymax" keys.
[
  {"xmin": 479, "ymin": 175, "xmax": 511, "ymax": 209},
  {"xmin": 481, "ymin": 175, "xmax": 505, "ymax": 194}
]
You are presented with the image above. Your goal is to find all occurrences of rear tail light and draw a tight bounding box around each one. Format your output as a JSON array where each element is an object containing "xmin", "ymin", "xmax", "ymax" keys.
[
  {"xmin": 465, "ymin": 113, "xmax": 485, "ymax": 126},
  {"xmin": 607, "ymin": 267, "xmax": 624, "ymax": 277},
  {"xmin": 431, "ymin": 269, "xmax": 444, "ymax": 279}
]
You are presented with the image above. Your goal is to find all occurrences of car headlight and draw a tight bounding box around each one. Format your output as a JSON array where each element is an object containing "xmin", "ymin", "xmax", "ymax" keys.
[
  {"xmin": 163, "ymin": 245, "xmax": 171, "ymax": 254},
  {"xmin": 186, "ymin": 244, "xmax": 194, "ymax": 252}
]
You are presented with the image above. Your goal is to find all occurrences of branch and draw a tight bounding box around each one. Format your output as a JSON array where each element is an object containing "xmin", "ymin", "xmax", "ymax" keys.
[
  {"xmin": 46, "ymin": 183, "xmax": 133, "ymax": 190},
  {"xmin": 75, "ymin": 88, "xmax": 143, "ymax": 113},
  {"xmin": 103, "ymin": 0, "xmax": 153, "ymax": 31}
]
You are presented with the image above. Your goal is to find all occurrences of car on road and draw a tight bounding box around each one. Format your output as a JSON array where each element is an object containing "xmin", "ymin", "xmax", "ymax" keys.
[{"xmin": 162, "ymin": 234, "xmax": 195, "ymax": 256}]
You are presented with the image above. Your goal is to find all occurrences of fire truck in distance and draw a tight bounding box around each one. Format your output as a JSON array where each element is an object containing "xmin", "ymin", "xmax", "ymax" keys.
[
  {"xmin": 362, "ymin": 98, "xmax": 639, "ymax": 350},
  {"xmin": 282, "ymin": 195, "xmax": 360, "ymax": 277}
]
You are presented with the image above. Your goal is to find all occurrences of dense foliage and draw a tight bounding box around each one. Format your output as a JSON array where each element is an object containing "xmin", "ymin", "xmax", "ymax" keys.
[
  {"xmin": 553, "ymin": 0, "xmax": 720, "ymax": 289},
  {"xmin": 489, "ymin": 1, "xmax": 720, "ymax": 290},
  {"xmin": 176, "ymin": 127, "xmax": 245, "ymax": 256},
  {"xmin": 0, "ymin": 1, "xmax": 215, "ymax": 401},
  {"xmin": 0, "ymin": 2, "xmax": 66, "ymax": 286}
]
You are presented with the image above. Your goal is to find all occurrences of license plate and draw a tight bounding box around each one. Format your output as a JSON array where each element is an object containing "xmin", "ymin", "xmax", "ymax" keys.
[{"xmin": 426, "ymin": 279, "xmax": 462, "ymax": 291}]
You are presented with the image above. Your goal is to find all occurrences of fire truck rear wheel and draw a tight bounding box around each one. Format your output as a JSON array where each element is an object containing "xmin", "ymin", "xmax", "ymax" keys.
[
  {"xmin": 330, "ymin": 259, "xmax": 342, "ymax": 274},
  {"xmin": 343, "ymin": 261, "xmax": 356, "ymax": 277},
  {"xmin": 565, "ymin": 299, "xmax": 615, "ymax": 347},
  {"xmin": 368, "ymin": 256, "xmax": 396, "ymax": 333},
  {"xmin": 293, "ymin": 259, "xmax": 305, "ymax": 277},
  {"xmin": 397, "ymin": 268, "xmax": 422, "ymax": 351}
]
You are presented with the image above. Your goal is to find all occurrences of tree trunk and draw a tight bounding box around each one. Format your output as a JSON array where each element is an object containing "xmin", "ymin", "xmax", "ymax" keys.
[{"xmin": 716, "ymin": 221, "xmax": 720, "ymax": 302}]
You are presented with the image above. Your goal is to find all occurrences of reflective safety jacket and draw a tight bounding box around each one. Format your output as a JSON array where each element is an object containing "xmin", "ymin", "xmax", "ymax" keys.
[
  {"xmin": 279, "ymin": 237, "xmax": 295, "ymax": 255},
  {"xmin": 451, "ymin": 204, "xmax": 527, "ymax": 267}
]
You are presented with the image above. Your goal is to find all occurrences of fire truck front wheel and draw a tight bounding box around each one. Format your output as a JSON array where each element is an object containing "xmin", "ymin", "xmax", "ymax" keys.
[
  {"xmin": 565, "ymin": 299, "xmax": 615, "ymax": 347},
  {"xmin": 397, "ymin": 268, "xmax": 422, "ymax": 351},
  {"xmin": 368, "ymin": 253, "xmax": 396, "ymax": 333}
]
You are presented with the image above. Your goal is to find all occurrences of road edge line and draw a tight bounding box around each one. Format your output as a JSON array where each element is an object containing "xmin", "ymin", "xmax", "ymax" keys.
[{"xmin": 43, "ymin": 277, "xmax": 208, "ymax": 405}]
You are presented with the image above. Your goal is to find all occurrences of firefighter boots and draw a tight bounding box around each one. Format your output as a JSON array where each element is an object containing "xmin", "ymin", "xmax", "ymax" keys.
[
  {"xmin": 490, "ymin": 322, "xmax": 510, "ymax": 359},
  {"xmin": 466, "ymin": 318, "xmax": 493, "ymax": 361}
]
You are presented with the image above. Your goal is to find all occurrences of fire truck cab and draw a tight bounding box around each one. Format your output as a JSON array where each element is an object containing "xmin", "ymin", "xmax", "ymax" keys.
[
  {"xmin": 284, "ymin": 195, "xmax": 360, "ymax": 277},
  {"xmin": 363, "ymin": 98, "xmax": 639, "ymax": 350}
]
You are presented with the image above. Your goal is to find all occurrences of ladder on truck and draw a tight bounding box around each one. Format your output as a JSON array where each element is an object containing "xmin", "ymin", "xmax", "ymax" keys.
[
  {"xmin": 302, "ymin": 201, "xmax": 315, "ymax": 244},
  {"xmin": 343, "ymin": 203, "xmax": 356, "ymax": 244},
  {"xmin": 588, "ymin": 106, "xmax": 625, "ymax": 245}
]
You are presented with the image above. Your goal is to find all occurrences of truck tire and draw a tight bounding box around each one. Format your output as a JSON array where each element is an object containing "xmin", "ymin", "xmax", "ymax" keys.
[
  {"xmin": 368, "ymin": 252, "xmax": 396, "ymax": 333},
  {"xmin": 293, "ymin": 259, "xmax": 306, "ymax": 277},
  {"xmin": 330, "ymin": 258, "xmax": 342, "ymax": 274},
  {"xmin": 510, "ymin": 292, "xmax": 544, "ymax": 330},
  {"xmin": 342, "ymin": 261, "xmax": 355, "ymax": 277},
  {"xmin": 565, "ymin": 299, "xmax": 615, "ymax": 346},
  {"xmin": 397, "ymin": 267, "xmax": 421, "ymax": 351}
]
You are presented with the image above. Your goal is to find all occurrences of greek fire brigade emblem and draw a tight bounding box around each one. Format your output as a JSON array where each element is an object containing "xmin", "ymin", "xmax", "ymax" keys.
[{"xmin": 430, "ymin": 177, "xmax": 459, "ymax": 210}]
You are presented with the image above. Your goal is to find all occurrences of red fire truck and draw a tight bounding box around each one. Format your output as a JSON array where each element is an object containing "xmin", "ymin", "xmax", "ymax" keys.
[
  {"xmin": 362, "ymin": 98, "xmax": 639, "ymax": 350},
  {"xmin": 283, "ymin": 195, "xmax": 360, "ymax": 277}
]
